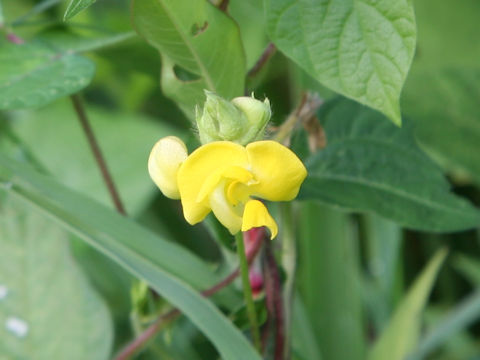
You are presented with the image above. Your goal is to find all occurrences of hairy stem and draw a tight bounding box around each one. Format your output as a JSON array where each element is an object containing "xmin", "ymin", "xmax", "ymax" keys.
[
  {"xmin": 70, "ymin": 94, "xmax": 127, "ymax": 215},
  {"xmin": 235, "ymin": 231, "xmax": 261, "ymax": 351},
  {"xmin": 114, "ymin": 230, "xmax": 265, "ymax": 360}
]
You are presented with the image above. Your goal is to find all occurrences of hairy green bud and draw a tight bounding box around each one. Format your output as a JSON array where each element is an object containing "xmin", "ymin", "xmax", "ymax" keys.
[{"xmin": 196, "ymin": 91, "xmax": 271, "ymax": 145}]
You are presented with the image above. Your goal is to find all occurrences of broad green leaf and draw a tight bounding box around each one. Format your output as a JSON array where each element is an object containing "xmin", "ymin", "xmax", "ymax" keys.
[
  {"xmin": 368, "ymin": 249, "xmax": 447, "ymax": 360},
  {"xmin": 0, "ymin": 158, "xmax": 259, "ymax": 360},
  {"xmin": 298, "ymin": 202, "xmax": 364, "ymax": 360},
  {"xmin": 0, "ymin": 39, "xmax": 94, "ymax": 109},
  {"xmin": 0, "ymin": 195, "xmax": 112, "ymax": 360},
  {"xmin": 408, "ymin": 290, "xmax": 480, "ymax": 360},
  {"xmin": 132, "ymin": 0, "xmax": 246, "ymax": 118},
  {"xmin": 264, "ymin": 0, "xmax": 416, "ymax": 125},
  {"xmin": 298, "ymin": 98, "xmax": 480, "ymax": 232},
  {"xmin": 5, "ymin": 100, "xmax": 183, "ymax": 214},
  {"xmin": 64, "ymin": 0, "xmax": 96, "ymax": 21}
]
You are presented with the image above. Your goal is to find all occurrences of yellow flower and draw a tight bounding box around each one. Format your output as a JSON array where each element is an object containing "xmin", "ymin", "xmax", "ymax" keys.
[{"xmin": 148, "ymin": 137, "xmax": 307, "ymax": 239}]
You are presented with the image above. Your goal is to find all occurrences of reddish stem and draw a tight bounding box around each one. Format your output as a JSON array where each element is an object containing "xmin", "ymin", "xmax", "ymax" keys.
[
  {"xmin": 264, "ymin": 241, "xmax": 285, "ymax": 360},
  {"xmin": 247, "ymin": 43, "xmax": 277, "ymax": 78},
  {"xmin": 70, "ymin": 95, "xmax": 127, "ymax": 216}
]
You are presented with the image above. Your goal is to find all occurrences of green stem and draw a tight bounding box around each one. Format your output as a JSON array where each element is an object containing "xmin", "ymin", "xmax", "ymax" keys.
[{"xmin": 235, "ymin": 231, "xmax": 261, "ymax": 351}]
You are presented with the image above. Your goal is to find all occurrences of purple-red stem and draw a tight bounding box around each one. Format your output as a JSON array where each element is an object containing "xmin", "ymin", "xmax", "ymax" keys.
[
  {"xmin": 264, "ymin": 240, "xmax": 285, "ymax": 360},
  {"xmin": 70, "ymin": 94, "xmax": 127, "ymax": 216},
  {"xmin": 247, "ymin": 43, "xmax": 277, "ymax": 79}
]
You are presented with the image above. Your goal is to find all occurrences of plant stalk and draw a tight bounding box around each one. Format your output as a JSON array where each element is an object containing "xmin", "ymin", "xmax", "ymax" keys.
[
  {"xmin": 70, "ymin": 94, "xmax": 127, "ymax": 216},
  {"xmin": 235, "ymin": 231, "xmax": 261, "ymax": 351}
]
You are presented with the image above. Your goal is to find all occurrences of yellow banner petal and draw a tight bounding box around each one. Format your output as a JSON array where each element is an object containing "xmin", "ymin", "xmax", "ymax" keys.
[{"xmin": 246, "ymin": 141, "xmax": 307, "ymax": 201}]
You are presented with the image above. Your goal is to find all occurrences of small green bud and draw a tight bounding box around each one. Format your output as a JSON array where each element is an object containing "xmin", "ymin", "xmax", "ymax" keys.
[
  {"xmin": 231, "ymin": 95, "xmax": 271, "ymax": 143},
  {"xmin": 196, "ymin": 91, "xmax": 272, "ymax": 145}
]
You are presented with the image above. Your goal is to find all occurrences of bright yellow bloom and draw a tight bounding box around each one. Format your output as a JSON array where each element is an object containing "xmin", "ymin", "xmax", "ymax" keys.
[{"xmin": 148, "ymin": 137, "xmax": 307, "ymax": 239}]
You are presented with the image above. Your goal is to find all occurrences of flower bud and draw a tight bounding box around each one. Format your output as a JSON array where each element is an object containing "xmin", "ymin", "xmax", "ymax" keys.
[{"xmin": 196, "ymin": 91, "xmax": 271, "ymax": 145}]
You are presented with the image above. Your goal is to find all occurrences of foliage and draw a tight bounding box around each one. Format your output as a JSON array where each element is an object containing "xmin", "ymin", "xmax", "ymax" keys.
[{"xmin": 0, "ymin": 0, "xmax": 479, "ymax": 359}]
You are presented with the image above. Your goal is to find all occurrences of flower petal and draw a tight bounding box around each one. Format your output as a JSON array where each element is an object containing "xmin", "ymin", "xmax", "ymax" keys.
[
  {"xmin": 241, "ymin": 199, "xmax": 278, "ymax": 239},
  {"xmin": 148, "ymin": 136, "xmax": 188, "ymax": 199},
  {"xmin": 177, "ymin": 141, "xmax": 248, "ymax": 224},
  {"xmin": 246, "ymin": 140, "xmax": 307, "ymax": 201},
  {"xmin": 209, "ymin": 182, "xmax": 243, "ymax": 234}
]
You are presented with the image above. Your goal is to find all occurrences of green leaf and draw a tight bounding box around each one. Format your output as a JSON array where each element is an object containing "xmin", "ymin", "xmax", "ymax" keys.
[
  {"xmin": 298, "ymin": 98, "xmax": 480, "ymax": 232},
  {"xmin": 0, "ymin": 195, "xmax": 112, "ymax": 360},
  {"xmin": 264, "ymin": 0, "xmax": 416, "ymax": 125},
  {"xmin": 0, "ymin": 158, "xmax": 260, "ymax": 360},
  {"xmin": 132, "ymin": 0, "xmax": 246, "ymax": 118},
  {"xmin": 408, "ymin": 290, "xmax": 480, "ymax": 360},
  {"xmin": 0, "ymin": 27, "xmax": 133, "ymax": 110},
  {"xmin": 363, "ymin": 214, "xmax": 402, "ymax": 333},
  {"xmin": 291, "ymin": 295, "xmax": 323, "ymax": 360},
  {"xmin": 0, "ymin": 39, "xmax": 94, "ymax": 109},
  {"xmin": 368, "ymin": 249, "xmax": 447, "ymax": 360},
  {"xmin": 5, "ymin": 100, "xmax": 183, "ymax": 214},
  {"xmin": 298, "ymin": 202, "xmax": 364, "ymax": 360},
  {"xmin": 64, "ymin": 0, "xmax": 96, "ymax": 21}
]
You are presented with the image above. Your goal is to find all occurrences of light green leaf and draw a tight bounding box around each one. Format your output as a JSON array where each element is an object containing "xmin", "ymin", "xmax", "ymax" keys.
[
  {"xmin": 408, "ymin": 290, "xmax": 480, "ymax": 360},
  {"xmin": 64, "ymin": 0, "xmax": 96, "ymax": 21},
  {"xmin": 0, "ymin": 39, "xmax": 94, "ymax": 109},
  {"xmin": 132, "ymin": 0, "xmax": 246, "ymax": 118},
  {"xmin": 368, "ymin": 249, "xmax": 447, "ymax": 360},
  {"xmin": 0, "ymin": 195, "xmax": 112, "ymax": 360},
  {"xmin": 298, "ymin": 202, "xmax": 364, "ymax": 360},
  {"xmin": 298, "ymin": 98, "xmax": 480, "ymax": 232},
  {"xmin": 0, "ymin": 158, "xmax": 260, "ymax": 360},
  {"xmin": 264, "ymin": 0, "xmax": 416, "ymax": 125},
  {"xmin": 160, "ymin": 54, "xmax": 207, "ymax": 120}
]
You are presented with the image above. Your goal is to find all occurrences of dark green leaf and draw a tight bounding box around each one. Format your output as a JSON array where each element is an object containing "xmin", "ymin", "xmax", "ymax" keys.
[
  {"xmin": 299, "ymin": 98, "xmax": 480, "ymax": 232},
  {"xmin": 265, "ymin": 0, "xmax": 416, "ymax": 125}
]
